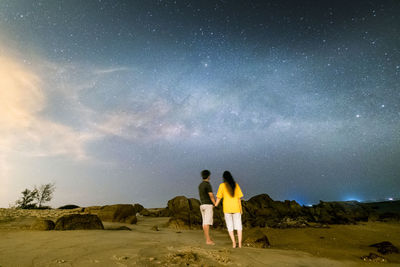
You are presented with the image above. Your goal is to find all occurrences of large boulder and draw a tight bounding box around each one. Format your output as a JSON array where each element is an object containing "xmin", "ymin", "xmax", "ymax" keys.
[
  {"xmin": 167, "ymin": 196, "xmax": 202, "ymax": 228},
  {"xmin": 54, "ymin": 214, "xmax": 104, "ymax": 230},
  {"xmin": 243, "ymin": 229, "xmax": 271, "ymax": 248},
  {"xmin": 96, "ymin": 204, "xmax": 138, "ymax": 224},
  {"xmin": 132, "ymin": 203, "xmax": 144, "ymax": 214},
  {"xmin": 242, "ymin": 194, "xmax": 305, "ymax": 227},
  {"xmin": 370, "ymin": 241, "xmax": 399, "ymax": 255},
  {"xmin": 30, "ymin": 219, "xmax": 55, "ymax": 230}
]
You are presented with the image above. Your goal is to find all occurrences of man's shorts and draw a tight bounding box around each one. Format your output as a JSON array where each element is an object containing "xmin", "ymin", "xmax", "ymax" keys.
[
  {"xmin": 200, "ymin": 204, "xmax": 213, "ymax": 226},
  {"xmin": 224, "ymin": 213, "xmax": 242, "ymax": 232}
]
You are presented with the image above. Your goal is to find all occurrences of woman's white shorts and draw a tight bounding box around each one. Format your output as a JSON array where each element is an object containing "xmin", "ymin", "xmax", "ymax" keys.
[{"xmin": 224, "ymin": 213, "xmax": 242, "ymax": 232}]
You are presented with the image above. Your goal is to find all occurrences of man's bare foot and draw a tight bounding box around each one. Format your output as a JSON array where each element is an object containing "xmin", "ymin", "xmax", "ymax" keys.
[{"xmin": 206, "ymin": 240, "xmax": 215, "ymax": 245}]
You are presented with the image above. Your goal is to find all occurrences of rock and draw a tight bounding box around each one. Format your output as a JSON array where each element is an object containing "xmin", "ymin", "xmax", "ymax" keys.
[
  {"xmin": 151, "ymin": 225, "xmax": 160, "ymax": 231},
  {"xmin": 159, "ymin": 207, "xmax": 171, "ymax": 217},
  {"xmin": 58, "ymin": 204, "xmax": 80, "ymax": 210},
  {"xmin": 378, "ymin": 212, "xmax": 400, "ymax": 222},
  {"xmin": 162, "ymin": 194, "xmax": 385, "ymax": 228},
  {"xmin": 140, "ymin": 208, "xmax": 151, "ymax": 216},
  {"xmin": 30, "ymin": 219, "xmax": 55, "ymax": 230},
  {"xmin": 275, "ymin": 217, "xmax": 309, "ymax": 228},
  {"xmin": 54, "ymin": 214, "xmax": 104, "ymax": 230},
  {"xmin": 308, "ymin": 201, "xmax": 369, "ymax": 224},
  {"xmin": 243, "ymin": 229, "xmax": 271, "ymax": 248},
  {"xmin": 242, "ymin": 194, "xmax": 308, "ymax": 228},
  {"xmin": 133, "ymin": 203, "xmax": 144, "ymax": 214},
  {"xmin": 84, "ymin": 206, "xmax": 102, "ymax": 213},
  {"xmin": 107, "ymin": 226, "xmax": 132, "ymax": 231},
  {"xmin": 140, "ymin": 208, "xmax": 171, "ymax": 217},
  {"xmin": 168, "ymin": 218, "xmax": 191, "ymax": 230},
  {"xmin": 167, "ymin": 196, "xmax": 202, "ymax": 228},
  {"xmin": 370, "ymin": 241, "xmax": 399, "ymax": 255},
  {"xmin": 361, "ymin": 253, "xmax": 387, "ymax": 263},
  {"xmin": 97, "ymin": 204, "xmax": 138, "ymax": 224}
]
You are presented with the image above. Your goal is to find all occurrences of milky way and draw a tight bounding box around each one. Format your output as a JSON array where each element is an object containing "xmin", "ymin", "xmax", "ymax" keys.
[{"xmin": 0, "ymin": 0, "xmax": 399, "ymax": 207}]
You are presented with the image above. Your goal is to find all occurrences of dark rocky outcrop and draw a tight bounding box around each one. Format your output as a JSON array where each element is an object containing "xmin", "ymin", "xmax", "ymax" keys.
[
  {"xmin": 306, "ymin": 201, "xmax": 370, "ymax": 224},
  {"xmin": 58, "ymin": 204, "xmax": 80, "ymax": 210},
  {"xmin": 370, "ymin": 241, "xmax": 399, "ymax": 255},
  {"xmin": 132, "ymin": 203, "xmax": 144, "ymax": 214},
  {"xmin": 167, "ymin": 196, "xmax": 202, "ymax": 229},
  {"xmin": 243, "ymin": 195, "xmax": 373, "ymax": 227},
  {"xmin": 88, "ymin": 204, "xmax": 138, "ymax": 224},
  {"xmin": 243, "ymin": 229, "xmax": 271, "ymax": 248},
  {"xmin": 164, "ymin": 194, "xmax": 400, "ymax": 229},
  {"xmin": 140, "ymin": 208, "xmax": 170, "ymax": 217},
  {"xmin": 30, "ymin": 219, "xmax": 55, "ymax": 230},
  {"xmin": 363, "ymin": 200, "xmax": 400, "ymax": 222},
  {"xmin": 242, "ymin": 194, "xmax": 307, "ymax": 228},
  {"xmin": 54, "ymin": 214, "xmax": 104, "ymax": 230},
  {"xmin": 166, "ymin": 196, "xmax": 226, "ymax": 229}
]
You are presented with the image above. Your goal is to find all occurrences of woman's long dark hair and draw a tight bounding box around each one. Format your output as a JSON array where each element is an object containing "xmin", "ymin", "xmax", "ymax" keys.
[{"xmin": 223, "ymin": 171, "xmax": 236, "ymax": 197}]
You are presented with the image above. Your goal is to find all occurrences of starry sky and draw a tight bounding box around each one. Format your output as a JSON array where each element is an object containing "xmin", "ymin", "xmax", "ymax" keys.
[{"xmin": 1, "ymin": 0, "xmax": 399, "ymax": 208}]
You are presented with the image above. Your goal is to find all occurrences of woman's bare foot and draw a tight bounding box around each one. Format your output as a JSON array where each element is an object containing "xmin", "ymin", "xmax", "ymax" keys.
[
  {"xmin": 232, "ymin": 242, "xmax": 237, "ymax": 248},
  {"xmin": 206, "ymin": 240, "xmax": 215, "ymax": 245},
  {"xmin": 238, "ymin": 243, "xmax": 242, "ymax": 248}
]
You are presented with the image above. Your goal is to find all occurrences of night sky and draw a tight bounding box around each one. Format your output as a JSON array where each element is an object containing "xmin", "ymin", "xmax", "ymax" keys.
[{"xmin": 1, "ymin": 0, "xmax": 399, "ymax": 208}]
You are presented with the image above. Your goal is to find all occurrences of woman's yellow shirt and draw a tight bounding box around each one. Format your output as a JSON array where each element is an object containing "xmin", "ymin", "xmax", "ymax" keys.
[{"xmin": 216, "ymin": 182, "xmax": 243, "ymax": 213}]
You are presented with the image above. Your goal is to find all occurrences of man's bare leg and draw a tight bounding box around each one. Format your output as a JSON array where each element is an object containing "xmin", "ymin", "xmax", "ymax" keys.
[
  {"xmin": 228, "ymin": 231, "xmax": 236, "ymax": 248},
  {"xmin": 203, "ymin": 225, "xmax": 215, "ymax": 245}
]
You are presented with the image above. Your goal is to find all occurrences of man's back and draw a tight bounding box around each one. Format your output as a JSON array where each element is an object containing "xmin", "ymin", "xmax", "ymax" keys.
[{"xmin": 199, "ymin": 181, "xmax": 213, "ymax": 205}]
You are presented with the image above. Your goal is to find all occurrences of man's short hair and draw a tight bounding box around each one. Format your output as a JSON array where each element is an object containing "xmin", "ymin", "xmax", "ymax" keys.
[{"xmin": 201, "ymin": 170, "xmax": 210, "ymax": 179}]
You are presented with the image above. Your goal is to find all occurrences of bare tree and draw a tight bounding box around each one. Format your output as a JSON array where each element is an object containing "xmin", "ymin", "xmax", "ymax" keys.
[
  {"xmin": 15, "ymin": 189, "xmax": 38, "ymax": 209},
  {"xmin": 34, "ymin": 183, "xmax": 56, "ymax": 208}
]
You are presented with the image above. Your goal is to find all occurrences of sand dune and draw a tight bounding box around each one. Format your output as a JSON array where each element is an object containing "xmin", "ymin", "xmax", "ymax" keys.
[{"xmin": 0, "ymin": 209, "xmax": 399, "ymax": 266}]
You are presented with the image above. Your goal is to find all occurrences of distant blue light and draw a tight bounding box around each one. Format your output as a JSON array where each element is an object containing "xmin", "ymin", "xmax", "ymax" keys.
[{"xmin": 344, "ymin": 196, "xmax": 362, "ymax": 202}]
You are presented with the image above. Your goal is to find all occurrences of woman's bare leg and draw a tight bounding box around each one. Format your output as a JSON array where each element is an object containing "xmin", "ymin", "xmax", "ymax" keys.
[
  {"xmin": 228, "ymin": 231, "xmax": 236, "ymax": 248},
  {"xmin": 237, "ymin": 230, "xmax": 242, "ymax": 248}
]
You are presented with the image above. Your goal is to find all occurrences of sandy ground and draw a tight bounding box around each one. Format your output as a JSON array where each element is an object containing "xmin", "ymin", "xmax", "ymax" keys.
[{"xmin": 0, "ymin": 210, "xmax": 399, "ymax": 266}]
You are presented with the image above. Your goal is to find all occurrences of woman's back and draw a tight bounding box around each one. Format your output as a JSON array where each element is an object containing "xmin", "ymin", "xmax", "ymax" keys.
[{"xmin": 216, "ymin": 182, "xmax": 243, "ymax": 213}]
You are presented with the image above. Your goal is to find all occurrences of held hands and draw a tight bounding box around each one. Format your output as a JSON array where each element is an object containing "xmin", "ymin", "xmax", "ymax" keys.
[{"xmin": 214, "ymin": 197, "xmax": 221, "ymax": 208}]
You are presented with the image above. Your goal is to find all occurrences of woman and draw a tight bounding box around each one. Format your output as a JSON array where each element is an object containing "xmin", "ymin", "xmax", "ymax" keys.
[{"xmin": 215, "ymin": 171, "xmax": 244, "ymax": 248}]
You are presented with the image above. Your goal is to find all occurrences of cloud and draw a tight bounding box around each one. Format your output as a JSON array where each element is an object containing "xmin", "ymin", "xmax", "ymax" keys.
[{"xmin": 0, "ymin": 54, "xmax": 93, "ymax": 160}]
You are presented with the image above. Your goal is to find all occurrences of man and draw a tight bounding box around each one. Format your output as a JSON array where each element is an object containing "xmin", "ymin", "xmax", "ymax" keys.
[{"xmin": 198, "ymin": 169, "xmax": 216, "ymax": 245}]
